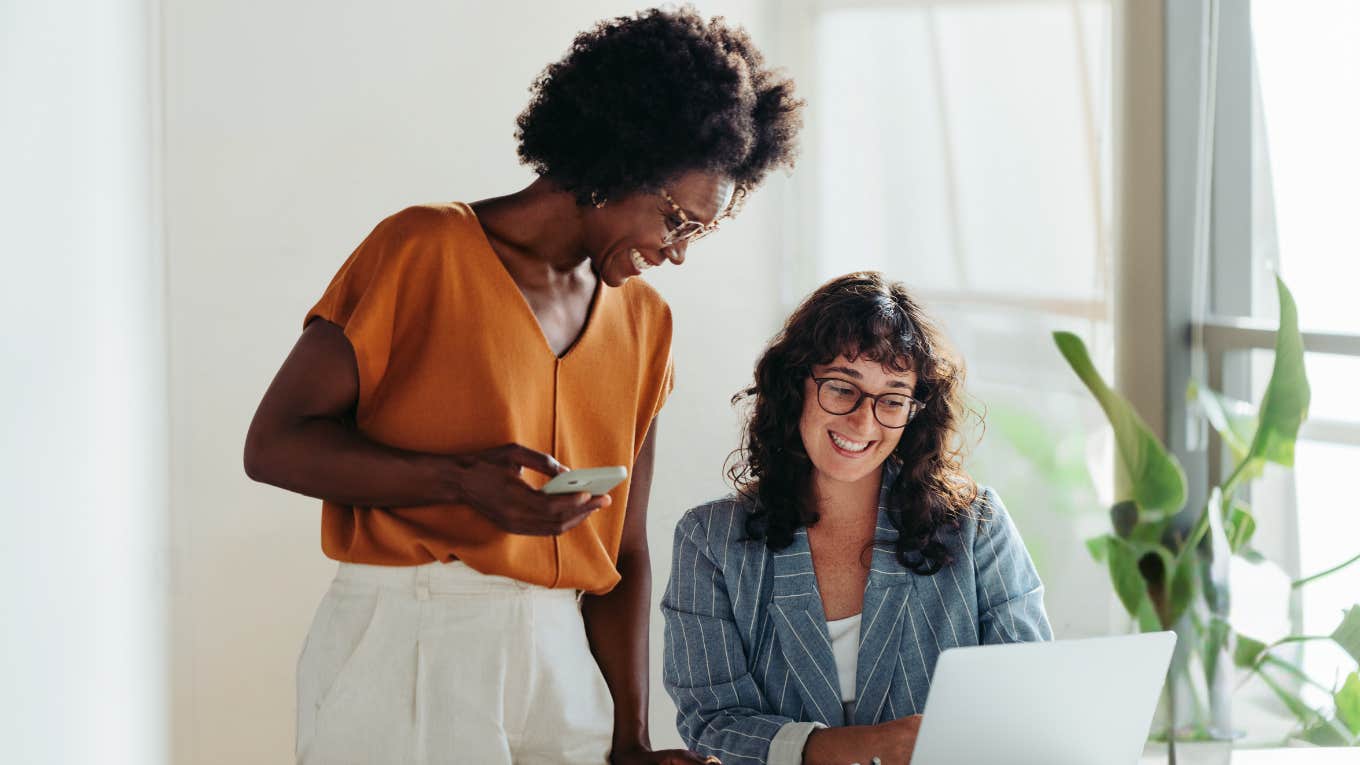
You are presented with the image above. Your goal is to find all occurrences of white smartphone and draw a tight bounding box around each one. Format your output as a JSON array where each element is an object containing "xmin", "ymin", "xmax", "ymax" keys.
[{"xmin": 542, "ymin": 466, "xmax": 628, "ymax": 496}]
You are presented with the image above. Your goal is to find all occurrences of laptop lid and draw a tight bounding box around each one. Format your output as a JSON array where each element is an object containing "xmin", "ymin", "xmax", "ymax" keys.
[{"xmin": 910, "ymin": 631, "xmax": 1177, "ymax": 765}]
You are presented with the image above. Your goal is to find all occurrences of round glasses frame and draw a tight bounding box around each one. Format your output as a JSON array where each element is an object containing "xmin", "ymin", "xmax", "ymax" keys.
[
  {"xmin": 659, "ymin": 185, "xmax": 747, "ymax": 247},
  {"xmin": 812, "ymin": 377, "xmax": 925, "ymax": 429}
]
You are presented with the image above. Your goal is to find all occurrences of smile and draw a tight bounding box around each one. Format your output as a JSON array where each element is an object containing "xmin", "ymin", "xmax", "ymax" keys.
[
  {"xmin": 630, "ymin": 249, "xmax": 655, "ymax": 273},
  {"xmin": 828, "ymin": 430, "xmax": 873, "ymax": 454}
]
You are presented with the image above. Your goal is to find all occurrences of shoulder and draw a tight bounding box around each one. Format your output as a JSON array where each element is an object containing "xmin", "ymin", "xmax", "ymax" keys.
[
  {"xmin": 617, "ymin": 277, "xmax": 674, "ymax": 327},
  {"xmin": 368, "ymin": 202, "xmax": 470, "ymax": 243},
  {"xmin": 674, "ymin": 494, "xmax": 757, "ymax": 557},
  {"xmin": 948, "ymin": 485, "xmax": 1012, "ymax": 547}
]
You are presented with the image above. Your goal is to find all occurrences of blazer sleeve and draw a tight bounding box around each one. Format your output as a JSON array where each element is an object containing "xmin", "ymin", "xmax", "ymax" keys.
[
  {"xmin": 972, "ymin": 489, "xmax": 1055, "ymax": 644},
  {"xmin": 662, "ymin": 509, "xmax": 804, "ymax": 764}
]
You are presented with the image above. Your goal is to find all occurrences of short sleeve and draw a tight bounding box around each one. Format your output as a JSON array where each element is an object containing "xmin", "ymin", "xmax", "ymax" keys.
[
  {"xmin": 304, "ymin": 210, "xmax": 431, "ymax": 400},
  {"xmin": 651, "ymin": 352, "xmax": 676, "ymax": 422}
]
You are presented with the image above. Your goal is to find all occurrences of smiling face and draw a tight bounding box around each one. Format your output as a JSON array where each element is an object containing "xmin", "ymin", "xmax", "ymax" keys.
[
  {"xmin": 799, "ymin": 353, "xmax": 919, "ymax": 491},
  {"xmin": 583, "ymin": 170, "xmax": 736, "ymax": 287}
]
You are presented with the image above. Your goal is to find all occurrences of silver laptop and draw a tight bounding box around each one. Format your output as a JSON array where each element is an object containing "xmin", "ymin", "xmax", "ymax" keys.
[{"xmin": 911, "ymin": 631, "xmax": 1177, "ymax": 765}]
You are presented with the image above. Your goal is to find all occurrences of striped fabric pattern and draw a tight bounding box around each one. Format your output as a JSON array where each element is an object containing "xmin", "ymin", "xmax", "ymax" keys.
[{"xmin": 661, "ymin": 467, "xmax": 1052, "ymax": 763}]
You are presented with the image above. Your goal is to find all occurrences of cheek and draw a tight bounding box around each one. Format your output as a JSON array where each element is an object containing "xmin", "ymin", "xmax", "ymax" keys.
[{"xmin": 797, "ymin": 393, "xmax": 824, "ymax": 442}]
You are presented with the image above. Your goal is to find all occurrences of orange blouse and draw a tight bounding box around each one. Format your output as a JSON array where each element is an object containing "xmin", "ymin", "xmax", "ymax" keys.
[{"xmin": 304, "ymin": 203, "xmax": 674, "ymax": 594}]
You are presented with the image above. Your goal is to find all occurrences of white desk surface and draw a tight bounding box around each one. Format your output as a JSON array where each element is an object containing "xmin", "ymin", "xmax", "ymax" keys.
[{"xmin": 1138, "ymin": 749, "xmax": 1357, "ymax": 764}]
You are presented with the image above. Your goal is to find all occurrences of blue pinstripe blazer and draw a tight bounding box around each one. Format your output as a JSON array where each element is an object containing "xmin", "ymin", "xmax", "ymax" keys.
[{"xmin": 660, "ymin": 468, "xmax": 1053, "ymax": 763}]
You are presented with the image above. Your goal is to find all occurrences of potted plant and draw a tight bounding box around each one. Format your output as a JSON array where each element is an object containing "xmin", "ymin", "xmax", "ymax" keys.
[{"xmin": 1052, "ymin": 276, "xmax": 1359, "ymax": 761}]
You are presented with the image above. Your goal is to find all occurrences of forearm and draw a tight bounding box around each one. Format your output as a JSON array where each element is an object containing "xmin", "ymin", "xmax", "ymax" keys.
[
  {"xmin": 244, "ymin": 415, "xmax": 456, "ymax": 508},
  {"xmin": 582, "ymin": 548, "xmax": 654, "ymax": 753},
  {"xmin": 801, "ymin": 725, "xmax": 895, "ymax": 765}
]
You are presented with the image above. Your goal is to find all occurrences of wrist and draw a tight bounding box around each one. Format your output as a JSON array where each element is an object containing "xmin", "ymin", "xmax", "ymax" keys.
[
  {"xmin": 611, "ymin": 728, "xmax": 651, "ymax": 757},
  {"xmin": 424, "ymin": 454, "xmax": 467, "ymax": 505}
]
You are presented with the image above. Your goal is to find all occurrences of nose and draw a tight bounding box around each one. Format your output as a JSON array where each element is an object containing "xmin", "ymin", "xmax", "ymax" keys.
[
  {"xmin": 845, "ymin": 396, "xmax": 877, "ymax": 432},
  {"xmin": 664, "ymin": 240, "xmax": 688, "ymax": 265}
]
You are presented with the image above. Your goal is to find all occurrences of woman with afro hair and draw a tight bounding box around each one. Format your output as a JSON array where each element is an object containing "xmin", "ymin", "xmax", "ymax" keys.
[
  {"xmin": 244, "ymin": 6, "xmax": 802, "ymax": 764},
  {"xmin": 662, "ymin": 273, "xmax": 1051, "ymax": 764}
]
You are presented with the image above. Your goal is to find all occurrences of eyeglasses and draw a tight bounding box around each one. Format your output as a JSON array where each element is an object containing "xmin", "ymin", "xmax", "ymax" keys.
[
  {"xmin": 812, "ymin": 377, "xmax": 924, "ymax": 429},
  {"xmin": 659, "ymin": 185, "xmax": 747, "ymax": 247}
]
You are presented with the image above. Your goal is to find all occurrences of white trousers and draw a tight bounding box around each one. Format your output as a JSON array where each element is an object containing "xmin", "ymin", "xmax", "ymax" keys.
[{"xmin": 296, "ymin": 561, "xmax": 614, "ymax": 764}]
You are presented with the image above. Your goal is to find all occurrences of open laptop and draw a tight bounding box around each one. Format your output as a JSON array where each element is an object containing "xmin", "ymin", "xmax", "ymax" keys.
[{"xmin": 910, "ymin": 631, "xmax": 1177, "ymax": 765}]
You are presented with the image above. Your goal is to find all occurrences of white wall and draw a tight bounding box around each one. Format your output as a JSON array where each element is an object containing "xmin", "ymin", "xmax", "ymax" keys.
[
  {"xmin": 2, "ymin": 1, "xmax": 169, "ymax": 764},
  {"xmin": 161, "ymin": 1, "xmax": 785, "ymax": 761}
]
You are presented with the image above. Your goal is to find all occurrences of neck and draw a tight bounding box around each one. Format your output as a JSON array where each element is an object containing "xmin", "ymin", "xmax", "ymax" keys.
[
  {"xmin": 474, "ymin": 177, "xmax": 591, "ymax": 277},
  {"xmin": 810, "ymin": 464, "xmax": 884, "ymax": 529}
]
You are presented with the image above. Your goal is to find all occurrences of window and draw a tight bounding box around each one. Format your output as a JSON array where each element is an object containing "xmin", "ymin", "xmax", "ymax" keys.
[
  {"xmin": 783, "ymin": 0, "xmax": 1116, "ymax": 637},
  {"xmin": 1248, "ymin": 0, "xmax": 1360, "ymax": 704}
]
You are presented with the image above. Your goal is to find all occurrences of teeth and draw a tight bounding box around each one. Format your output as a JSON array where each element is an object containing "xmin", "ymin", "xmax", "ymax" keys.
[
  {"xmin": 630, "ymin": 249, "xmax": 654, "ymax": 272},
  {"xmin": 830, "ymin": 432, "xmax": 870, "ymax": 452}
]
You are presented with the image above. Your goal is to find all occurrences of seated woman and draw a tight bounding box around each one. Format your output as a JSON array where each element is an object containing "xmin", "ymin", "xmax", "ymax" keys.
[{"xmin": 661, "ymin": 272, "xmax": 1052, "ymax": 765}]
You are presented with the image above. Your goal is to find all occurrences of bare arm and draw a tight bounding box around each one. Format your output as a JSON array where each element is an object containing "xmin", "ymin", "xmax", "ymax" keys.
[
  {"xmin": 582, "ymin": 421, "xmax": 706, "ymax": 765},
  {"xmin": 802, "ymin": 714, "xmax": 922, "ymax": 765},
  {"xmin": 243, "ymin": 319, "xmax": 606, "ymax": 533}
]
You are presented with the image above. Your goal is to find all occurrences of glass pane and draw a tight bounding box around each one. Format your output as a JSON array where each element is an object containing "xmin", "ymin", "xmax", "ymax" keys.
[
  {"xmin": 1253, "ymin": 1, "xmax": 1360, "ymax": 333},
  {"xmin": 809, "ymin": 1, "xmax": 1114, "ymax": 638},
  {"xmin": 1246, "ymin": 349, "xmax": 1360, "ymax": 425},
  {"xmin": 813, "ymin": 1, "xmax": 1110, "ymax": 300},
  {"xmin": 1293, "ymin": 439, "xmax": 1360, "ymax": 706}
]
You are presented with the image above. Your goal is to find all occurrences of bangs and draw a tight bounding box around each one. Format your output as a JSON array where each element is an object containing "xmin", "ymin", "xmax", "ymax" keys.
[{"xmin": 801, "ymin": 290, "xmax": 923, "ymax": 375}]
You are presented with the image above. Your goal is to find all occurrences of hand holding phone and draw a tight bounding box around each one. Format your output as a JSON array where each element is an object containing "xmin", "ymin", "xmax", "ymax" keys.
[{"xmin": 542, "ymin": 466, "xmax": 628, "ymax": 496}]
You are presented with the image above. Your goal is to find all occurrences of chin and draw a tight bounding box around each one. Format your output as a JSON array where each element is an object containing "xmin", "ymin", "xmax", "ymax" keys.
[{"xmin": 597, "ymin": 250, "xmax": 634, "ymax": 288}]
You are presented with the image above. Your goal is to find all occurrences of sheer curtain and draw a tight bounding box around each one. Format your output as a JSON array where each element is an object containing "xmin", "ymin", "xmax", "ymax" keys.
[{"xmin": 782, "ymin": 0, "xmax": 1116, "ymax": 637}]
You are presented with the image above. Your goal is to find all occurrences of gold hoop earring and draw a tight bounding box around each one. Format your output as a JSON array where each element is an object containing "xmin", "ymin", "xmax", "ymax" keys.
[{"xmin": 591, "ymin": 191, "xmax": 606, "ymax": 209}]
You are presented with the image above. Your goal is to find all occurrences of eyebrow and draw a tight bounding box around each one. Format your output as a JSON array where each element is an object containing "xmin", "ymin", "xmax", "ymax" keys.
[{"xmin": 823, "ymin": 366, "xmax": 913, "ymax": 390}]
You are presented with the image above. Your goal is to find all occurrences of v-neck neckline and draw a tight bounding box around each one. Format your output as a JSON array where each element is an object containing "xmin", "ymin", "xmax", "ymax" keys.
[{"xmin": 460, "ymin": 202, "xmax": 605, "ymax": 361}]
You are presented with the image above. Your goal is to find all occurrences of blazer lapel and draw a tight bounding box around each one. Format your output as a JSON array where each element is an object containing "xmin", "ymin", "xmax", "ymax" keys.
[
  {"xmin": 766, "ymin": 527, "xmax": 845, "ymax": 727},
  {"xmin": 854, "ymin": 462, "xmax": 918, "ymax": 725}
]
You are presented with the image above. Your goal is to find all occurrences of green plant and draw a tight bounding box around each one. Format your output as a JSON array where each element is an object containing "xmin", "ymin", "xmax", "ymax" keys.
[{"xmin": 1052, "ymin": 276, "xmax": 1360, "ymax": 754}]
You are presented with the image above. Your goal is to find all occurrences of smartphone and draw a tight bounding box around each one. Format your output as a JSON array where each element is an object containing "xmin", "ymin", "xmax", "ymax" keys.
[{"xmin": 542, "ymin": 466, "xmax": 628, "ymax": 496}]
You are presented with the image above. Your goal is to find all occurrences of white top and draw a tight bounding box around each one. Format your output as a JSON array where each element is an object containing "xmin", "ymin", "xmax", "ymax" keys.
[
  {"xmin": 766, "ymin": 613, "xmax": 865, "ymax": 764},
  {"xmin": 826, "ymin": 612, "xmax": 862, "ymax": 720}
]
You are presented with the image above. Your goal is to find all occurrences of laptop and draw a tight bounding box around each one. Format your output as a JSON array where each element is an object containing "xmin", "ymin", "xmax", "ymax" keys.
[{"xmin": 910, "ymin": 631, "xmax": 1177, "ymax": 765}]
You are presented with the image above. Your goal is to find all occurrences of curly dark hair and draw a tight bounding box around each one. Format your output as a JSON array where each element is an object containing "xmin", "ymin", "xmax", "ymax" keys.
[
  {"xmin": 727, "ymin": 273, "xmax": 982, "ymax": 575},
  {"xmin": 515, "ymin": 6, "xmax": 803, "ymax": 205}
]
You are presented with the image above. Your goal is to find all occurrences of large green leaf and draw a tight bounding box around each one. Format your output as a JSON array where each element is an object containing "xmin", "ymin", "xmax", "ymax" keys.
[
  {"xmin": 1332, "ymin": 606, "xmax": 1360, "ymax": 665},
  {"xmin": 1053, "ymin": 332, "xmax": 1187, "ymax": 516},
  {"xmin": 1337, "ymin": 672, "xmax": 1360, "ymax": 736},
  {"xmin": 1107, "ymin": 537, "xmax": 1150, "ymax": 618},
  {"xmin": 1229, "ymin": 277, "xmax": 1311, "ymax": 488}
]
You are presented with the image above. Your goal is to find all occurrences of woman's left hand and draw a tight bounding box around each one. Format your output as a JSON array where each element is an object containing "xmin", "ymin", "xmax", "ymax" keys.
[{"xmin": 610, "ymin": 745, "xmax": 717, "ymax": 765}]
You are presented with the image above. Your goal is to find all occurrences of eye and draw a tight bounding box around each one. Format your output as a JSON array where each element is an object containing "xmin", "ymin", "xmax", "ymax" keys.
[
  {"xmin": 880, "ymin": 398, "xmax": 906, "ymax": 411},
  {"xmin": 827, "ymin": 382, "xmax": 858, "ymax": 398}
]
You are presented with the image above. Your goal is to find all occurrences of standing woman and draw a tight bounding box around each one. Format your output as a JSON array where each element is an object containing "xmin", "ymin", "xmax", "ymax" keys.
[
  {"xmin": 244, "ymin": 7, "xmax": 802, "ymax": 764},
  {"xmin": 662, "ymin": 273, "xmax": 1051, "ymax": 764}
]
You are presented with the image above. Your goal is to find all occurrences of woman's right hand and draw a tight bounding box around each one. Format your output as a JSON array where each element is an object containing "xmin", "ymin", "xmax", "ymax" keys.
[
  {"xmin": 874, "ymin": 713, "xmax": 922, "ymax": 764},
  {"xmin": 444, "ymin": 443, "xmax": 611, "ymax": 535},
  {"xmin": 803, "ymin": 713, "xmax": 922, "ymax": 765}
]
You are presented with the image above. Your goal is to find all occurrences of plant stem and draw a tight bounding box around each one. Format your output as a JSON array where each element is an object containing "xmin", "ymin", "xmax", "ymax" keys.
[
  {"xmin": 1271, "ymin": 635, "xmax": 1331, "ymax": 646},
  {"xmin": 1258, "ymin": 655, "xmax": 1333, "ymax": 693},
  {"xmin": 1292, "ymin": 551, "xmax": 1360, "ymax": 589},
  {"xmin": 1181, "ymin": 504, "xmax": 1211, "ymax": 557}
]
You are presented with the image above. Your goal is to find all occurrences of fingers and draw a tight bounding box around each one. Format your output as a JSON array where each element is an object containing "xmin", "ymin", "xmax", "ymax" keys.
[
  {"xmin": 486, "ymin": 487, "xmax": 610, "ymax": 536},
  {"xmin": 496, "ymin": 443, "xmax": 566, "ymax": 477},
  {"xmin": 652, "ymin": 750, "xmax": 714, "ymax": 764}
]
